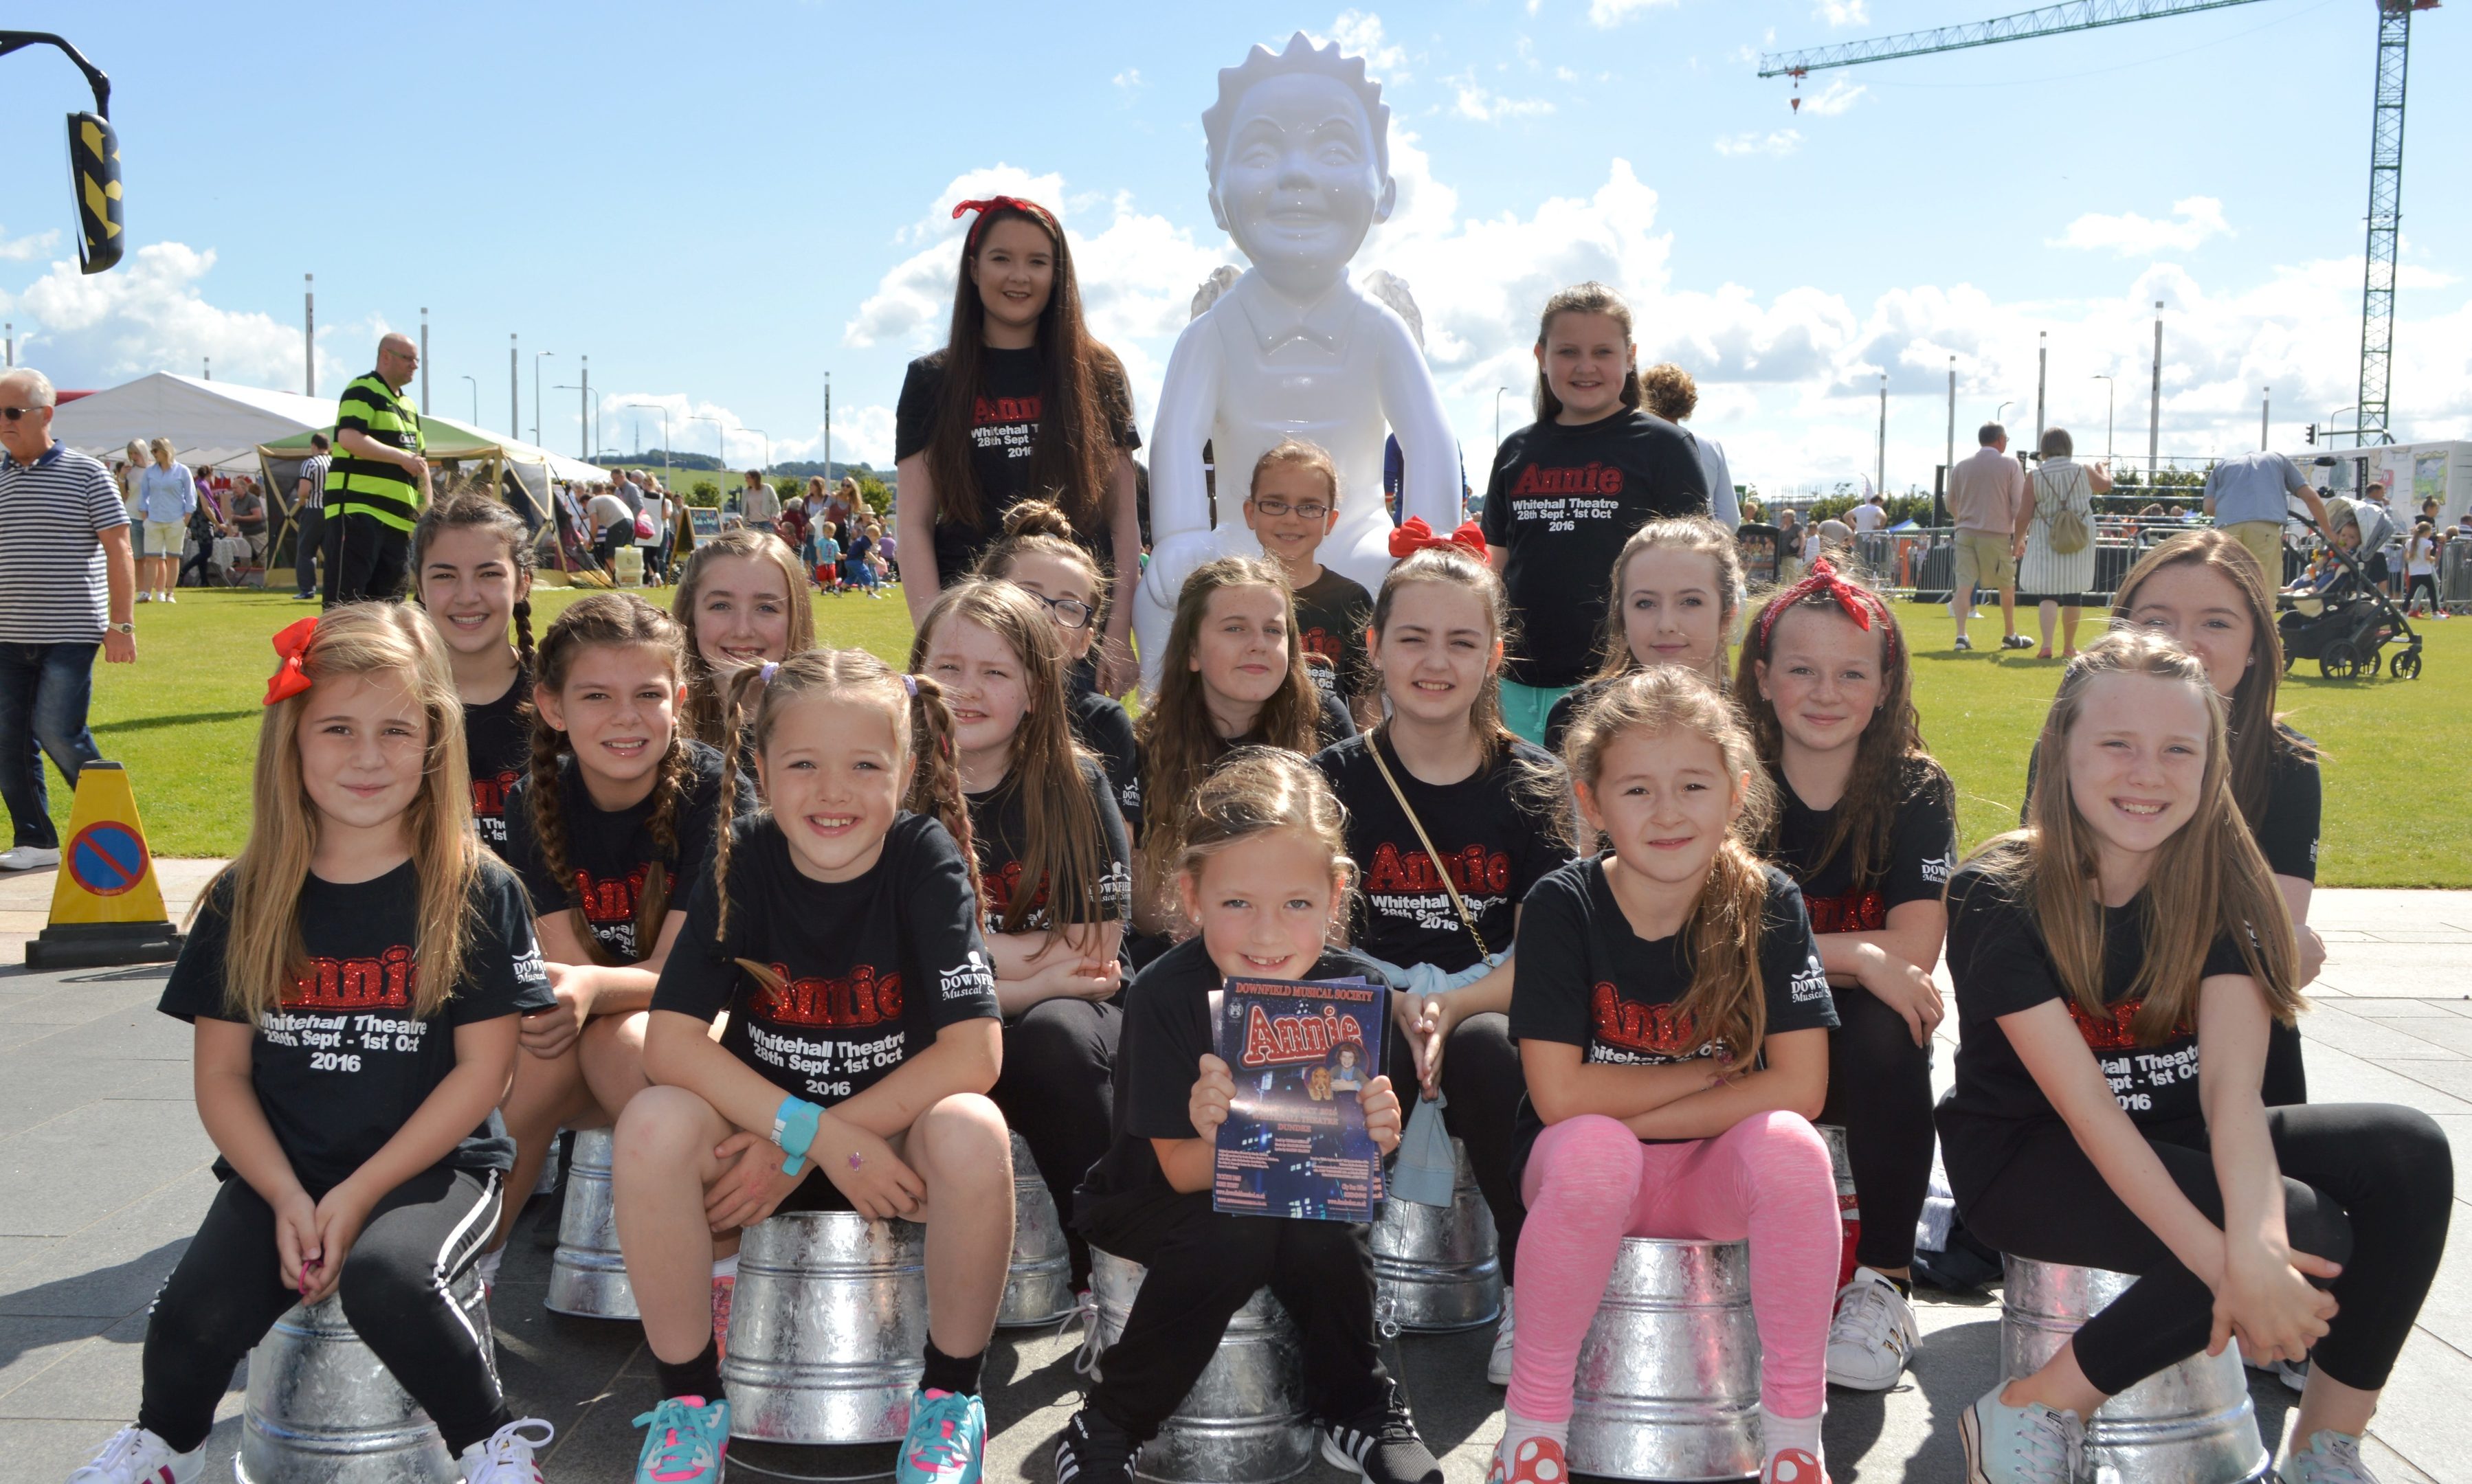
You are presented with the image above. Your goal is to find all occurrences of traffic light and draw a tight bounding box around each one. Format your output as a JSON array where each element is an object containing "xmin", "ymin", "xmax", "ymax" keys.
[{"xmin": 2305, "ymin": 423, "xmax": 2317, "ymax": 446}]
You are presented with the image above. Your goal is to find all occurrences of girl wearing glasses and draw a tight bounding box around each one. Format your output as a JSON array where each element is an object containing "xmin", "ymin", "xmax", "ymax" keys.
[{"xmin": 1245, "ymin": 440, "xmax": 1377, "ymax": 727}]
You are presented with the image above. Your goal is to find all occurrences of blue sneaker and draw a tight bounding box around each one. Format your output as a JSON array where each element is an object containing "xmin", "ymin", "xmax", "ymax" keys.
[
  {"xmin": 897, "ymin": 1386, "xmax": 987, "ymax": 1484},
  {"xmin": 632, "ymin": 1395, "xmax": 728, "ymax": 1483},
  {"xmin": 1957, "ymin": 1383, "xmax": 2082, "ymax": 1484}
]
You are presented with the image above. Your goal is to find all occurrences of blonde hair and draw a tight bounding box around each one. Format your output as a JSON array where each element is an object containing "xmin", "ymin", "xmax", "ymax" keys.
[
  {"xmin": 1990, "ymin": 629, "xmax": 2302, "ymax": 1041},
  {"xmin": 1177, "ymin": 746, "xmax": 1355, "ymax": 903},
  {"xmin": 1249, "ymin": 438, "xmax": 1339, "ymax": 505},
  {"xmin": 221, "ymin": 605, "xmax": 480, "ymax": 1022},
  {"xmin": 671, "ymin": 528, "xmax": 816, "ymax": 749},
  {"xmin": 710, "ymin": 647, "xmax": 977, "ymax": 941},
  {"xmin": 1561, "ymin": 667, "xmax": 1778, "ymax": 1066}
]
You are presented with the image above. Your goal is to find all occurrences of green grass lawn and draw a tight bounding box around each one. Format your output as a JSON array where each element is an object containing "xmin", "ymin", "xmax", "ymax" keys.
[{"xmin": 52, "ymin": 584, "xmax": 2471, "ymax": 886}]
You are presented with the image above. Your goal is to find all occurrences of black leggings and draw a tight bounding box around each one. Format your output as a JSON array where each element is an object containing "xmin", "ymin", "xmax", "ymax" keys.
[
  {"xmin": 1435, "ymin": 1011, "xmax": 1527, "ymax": 1284},
  {"xmin": 990, "ymin": 996, "xmax": 1121, "ymax": 1287},
  {"xmin": 1817, "ymin": 982, "xmax": 1937, "ymax": 1270},
  {"xmin": 1955, "ymin": 1103, "xmax": 2449, "ymax": 1397},
  {"xmin": 1080, "ymin": 1189, "xmax": 1388, "ymax": 1442},
  {"xmin": 140, "ymin": 1166, "xmax": 509, "ymax": 1454}
]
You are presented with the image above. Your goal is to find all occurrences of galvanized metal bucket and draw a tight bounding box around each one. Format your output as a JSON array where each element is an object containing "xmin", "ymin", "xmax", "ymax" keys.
[
  {"xmin": 2002, "ymin": 1257, "xmax": 2271, "ymax": 1484},
  {"xmin": 1089, "ymin": 1248, "xmax": 1311, "ymax": 1484},
  {"xmin": 722, "ymin": 1212, "xmax": 926, "ymax": 1446},
  {"xmin": 545, "ymin": 1125, "xmax": 636, "ymax": 1320},
  {"xmin": 1371, "ymin": 1136, "xmax": 1501, "ymax": 1332},
  {"xmin": 998, "ymin": 1131, "xmax": 1074, "ymax": 1328},
  {"xmin": 1568, "ymin": 1238, "xmax": 1764, "ymax": 1483},
  {"xmin": 235, "ymin": 1271, "xmax": 493, "ymax": 1484},
  {"xmin": 1818, "ymin": 1123, "xmax": 1860, "ymax": 1288}
]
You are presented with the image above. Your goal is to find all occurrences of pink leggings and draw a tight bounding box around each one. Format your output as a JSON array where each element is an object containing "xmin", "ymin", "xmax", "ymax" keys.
[{"xmin": 1511, "ymin": 1111, "xmax": 1840, "ymax": 1421}]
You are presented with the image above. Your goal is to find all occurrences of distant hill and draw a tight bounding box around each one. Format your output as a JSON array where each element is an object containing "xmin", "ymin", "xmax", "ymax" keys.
[{"xmin": 596, "ymin": 448, "xmax": 895, "ymax": 490}]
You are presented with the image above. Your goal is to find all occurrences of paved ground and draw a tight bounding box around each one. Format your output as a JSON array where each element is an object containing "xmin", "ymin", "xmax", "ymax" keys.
[{"xmin": 1, "ymin": 878, "xmax": 2465, "ymax": 1482}]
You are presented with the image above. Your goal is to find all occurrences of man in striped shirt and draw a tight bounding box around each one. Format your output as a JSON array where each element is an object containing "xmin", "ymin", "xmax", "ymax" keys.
[
  {"xmin": 323, "ymin": 332, "xmax": 429, "ymax": 605},
  {"xmin": 0, "ymin": 368, "xmax": 135, "ymax": 870},
  {"xmin": 292, "ymin": 432, "xmax": 329, "ymax": 600}
]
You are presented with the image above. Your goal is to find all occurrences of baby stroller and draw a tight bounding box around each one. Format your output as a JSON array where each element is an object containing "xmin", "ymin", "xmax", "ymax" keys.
[{"xmin": 2276, "ymin": 512, "xmax": 2424, "ymax": 681}]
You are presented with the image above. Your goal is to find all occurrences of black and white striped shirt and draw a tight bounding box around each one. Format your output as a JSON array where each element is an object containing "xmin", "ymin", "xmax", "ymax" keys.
[
  {"xmin": 299, "ymin": 452, "xmax": 330, "ymax": 512},
  {"xmin": 0, "ymin": 443, "xmax": 126, "ymax": 643}
]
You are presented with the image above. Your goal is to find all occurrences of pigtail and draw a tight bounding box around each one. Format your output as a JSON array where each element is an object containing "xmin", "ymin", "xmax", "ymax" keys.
[
  {"xmin": 709, "ymin": 664, "xmax": 771, "ymax": 944},
  {"xmin": 511, "ymin": 598, "xmax": 536, "ymax": 674},
  {"xmin": 1676, "ymin": 839, "xmax": 1773, "ymax": 1068},
  {"xmin": 631, "ymin": 733, "xmax": 695, "ymax": 958},
  {"xmin": 902, "ymin": 673, "xmax": 984, "ymax": 910}
]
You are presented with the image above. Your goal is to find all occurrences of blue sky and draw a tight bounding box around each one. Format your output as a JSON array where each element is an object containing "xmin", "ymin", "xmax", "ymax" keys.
[{"xmin": 3, "ymin": 0, "xmax": 2464, "ymax": 494}]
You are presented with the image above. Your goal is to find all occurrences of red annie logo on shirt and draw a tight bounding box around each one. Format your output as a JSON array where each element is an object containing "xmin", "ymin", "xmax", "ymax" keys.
[
  {"xmin": 571, "ymin": 864, "xmax": 650, "ymax": 925},
  {"xmin": 755, "ymin": 965, "xmax": 905, "ymax": 1028},
  {"xmin": 2067, "ymin": 997, "xmax": 2189, "ymax": 1051},
  {"xmin": 974, "ymin": 393, "xmax": 1041, "ymax": 426},
  {"xmin": 1804, "ymin": 888, "xmax": 1887, "ymax": 935},
  {"xmin": 979, "ymin": 860, "xmax": 1050, "ymax": 917},
  {"xmin": 1366, "ymin": 842, "xmax": 1510, "ymax": 897},
  {"xmin": 471, "ymin": 769, "xmax": 520, "ymax": 821},
  {"xmin": 1510, "ymin": 461, "xmax": 1625, "ymax": 498},
  {"xmin": 1590, "ymin": 982, "xmax": 1701, "ymax": 1055},
  {"xmin": 1298, "ymin": 627, "xmax": 1344, "ymax": 664},
  {"xmin": 282, "ymin": 945, "xmax": 416, "ymax": 1010}
]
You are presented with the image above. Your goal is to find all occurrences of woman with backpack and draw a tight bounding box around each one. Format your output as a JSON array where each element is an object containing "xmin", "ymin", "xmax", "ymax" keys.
[{"xmin": 2014, "ymin": 427, "xmax": 2108, "ymax": 660}]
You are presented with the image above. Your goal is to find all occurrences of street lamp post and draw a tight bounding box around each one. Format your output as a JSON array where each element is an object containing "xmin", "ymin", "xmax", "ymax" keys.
[
  {"xmin": 1493, "ymin": 387, "xmax": 1511, "ymax": 452},
  {"xmin": 554, "ymin": 385, "xmax": 598, "ymax": 461},
  {"xmin": 744, "ymin": 428, "xmax": 770, "ymax": 474},
  {"xmin": 459, "ymin": 375, "xmax": 478, "ymax": 425},
  {"xmin": 532, "ymin": 352, "xmax": 554, "ymax": 445},
  {"xmin": 625, "ymin": 403, "xmax": 673, "ymax": 486},
  {"xmin": 2091, "ymin": 375, "xmax": 2114, "ymax": 465}
]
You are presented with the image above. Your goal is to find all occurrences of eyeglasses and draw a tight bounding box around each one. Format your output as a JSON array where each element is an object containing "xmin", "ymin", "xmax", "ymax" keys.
[
  {"xmin": 1019, "ymin": 589, "xmax": 1095, "ymax": 631},
  {"xmin": 0, "ymin": 406, "xmax": 45, "ymax": 420},
  {"xmin": 1249, "ymin": 497, "xmax": 1330, "ymax": 520}
]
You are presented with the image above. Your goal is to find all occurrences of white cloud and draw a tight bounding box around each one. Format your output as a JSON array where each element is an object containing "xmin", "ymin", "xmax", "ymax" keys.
[
  {"xmin": 1816, "ymin": 0, "xmax": 1869, "ymax": 25},
  {"xmin": 1449, "ymin": 71, "xmax": 1556, "ymax": 122},
  {"xmin": 0, "ymin": 227, "xmax": 59, "ymax": 262},
  {"xmin": 1588, "ymin": 0, "xmax": 1679, "ymax": 25},
  {"xmin": 1326, "ymin": 10, "xmax": 1408, "ymax": 79},
  {"xmin": 1715, "ymin": 129, "xmax": 1803, "ymax": 157},
  {"xmin": 2052, "ymin": 196, "xmax": 2233, "ymax": 257},
  {"xmin": 1798, "ymin": 77, "xmax": 1867, "ymax": 115},
  {"xmin": 1111, "ymin": 67, "xmax": 1146, "ymax": 96},
  {"xmin": 1, "ymin": 241, "xmax": 354, "ymax": 392}
]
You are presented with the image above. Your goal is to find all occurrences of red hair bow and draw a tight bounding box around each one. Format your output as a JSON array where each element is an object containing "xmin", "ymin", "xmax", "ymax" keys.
[
  {"xmin": 951, "ymin": 196, "xmax": 1056, "ymax": 250},
  {"xmin": 1757, "ymin": 556, "xmax": 1895, "ymax": 656},
  {"xmin": 263, "ymin": 616, "xmax": 318, "ymax": 706},
  {"xmin": 1388, "ymin": 517, "xmax": 1488, "ymax": 560}
]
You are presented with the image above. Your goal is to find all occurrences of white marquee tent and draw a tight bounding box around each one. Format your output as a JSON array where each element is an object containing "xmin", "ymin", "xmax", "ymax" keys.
[{"xmin": 51, "ymin": 372, "xmax": 335, "ymax": 471}]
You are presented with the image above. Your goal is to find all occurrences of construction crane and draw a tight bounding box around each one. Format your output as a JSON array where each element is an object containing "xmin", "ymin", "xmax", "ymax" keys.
[{"xmin": 1758, "ymin": 0, "xmax": 2436, "ymax": 447}]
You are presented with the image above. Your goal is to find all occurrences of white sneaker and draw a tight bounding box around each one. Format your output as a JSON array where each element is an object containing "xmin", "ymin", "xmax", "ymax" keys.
[
  {"xmin": 160, "ymin": 592, "xmax": 175, "ymax": 603},
  {"xmin": 1824, "ymin": 1267, "xmax": 1918, "ymax": 1391},
  {"xmin": 457, "ymin": 1417, "xmax": 554, "ymax": 1482},
  {"xmin": 68, "ymin": 1424, "xmax": 203, "ymax": 1483},
  {"xmin": 1486, "ymin": 1288, "xmax": 1515, "ymax": 1386},
  {"xmin": 134, "ymin": 591, "xmax": 150, "ymax": 603},
  {"xmin": 0, "ymin": 846, "xmax": 62, "ymax": 870}
]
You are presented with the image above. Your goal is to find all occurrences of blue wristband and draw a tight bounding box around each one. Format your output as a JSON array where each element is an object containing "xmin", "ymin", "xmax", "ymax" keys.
[{"xmin": 771, "ymin": 1096, "xmax": 824, "ymax": 1176}]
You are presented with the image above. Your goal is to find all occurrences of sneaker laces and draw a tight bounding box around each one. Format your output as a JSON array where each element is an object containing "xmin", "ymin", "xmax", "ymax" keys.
[
  {"xmin": 465, "ymin": 1417, "xmax": 555, "ymax": 1481},
  {"xmin": 632, "ymin": 1398, "xmax": 720, "ymax": 1476},
  {"xmin": 2291, "ymin": 1430, "xmax": 2374, "ymax": 1484},
  {"xmin": 1829, "ymin": 1277, "xmax": 1899, "ymax": 1349},
  {"xmin": 1067, "ymin": 1289, "xmax": 1106, "ymax": 1378},
  {"xmin": 905, "ymin": 1392, "xmax": 976, "ymax": 1474},
  {"xmin": 2016, "ymin": 1404, "xmax": 2084, "ymax": 1481},
  {"xmin": 70, "ymin": 1426, "xmax": 162, "ymax": 1483}
]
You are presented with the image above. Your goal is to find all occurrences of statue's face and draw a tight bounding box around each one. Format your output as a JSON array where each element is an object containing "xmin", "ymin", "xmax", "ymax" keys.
[{"xmin": 1214, "ymin": 72, "xmax": 1390, "ymax": 280}]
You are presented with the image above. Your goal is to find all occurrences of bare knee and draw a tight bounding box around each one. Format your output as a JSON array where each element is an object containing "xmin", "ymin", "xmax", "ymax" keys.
[
  {"xmin": 912, "ymin": 1093, "xmax": 1012, "ymax": 1198},
  {"xmin": 614, "ymin": 1084, "xmax": 720, "ymax": 1178}
]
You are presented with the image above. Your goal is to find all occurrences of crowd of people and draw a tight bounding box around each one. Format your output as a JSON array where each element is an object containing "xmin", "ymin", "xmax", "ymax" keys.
[{"xmin": 19, "ymin": 197, "xmax": 2454, "ymax": 1484}]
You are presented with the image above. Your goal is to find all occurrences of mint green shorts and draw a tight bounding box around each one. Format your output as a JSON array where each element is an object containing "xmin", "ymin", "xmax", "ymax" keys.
[{"xmin": 1498, "ymin": 679, "xmax": 1576, "ymax": 747}]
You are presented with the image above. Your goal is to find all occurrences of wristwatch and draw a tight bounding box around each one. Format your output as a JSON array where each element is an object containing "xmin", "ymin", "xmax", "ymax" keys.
[{"xmin": 110, "ymin": 622, "xmax": 134, "ymax": 635}]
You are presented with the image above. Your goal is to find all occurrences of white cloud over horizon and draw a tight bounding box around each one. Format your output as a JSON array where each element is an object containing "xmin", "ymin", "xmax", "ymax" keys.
[{"xmin": 2054, "ymin": 196, "xmax": 2234, "ymax": 257}]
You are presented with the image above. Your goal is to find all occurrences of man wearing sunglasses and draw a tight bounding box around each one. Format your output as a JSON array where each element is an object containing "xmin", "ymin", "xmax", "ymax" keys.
[
  {"xmin": 0, "ymin": 368, "xmax": 135, "ymax": 871},
  {"xmin": 324, "ymin": 332, "xmax": 429, "ymax": 605}
]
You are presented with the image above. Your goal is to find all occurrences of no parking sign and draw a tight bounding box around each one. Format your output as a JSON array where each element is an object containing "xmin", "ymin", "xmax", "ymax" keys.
[{"xmin": 68, "ymin": 820, "xmax": 148, "ymax": 897}]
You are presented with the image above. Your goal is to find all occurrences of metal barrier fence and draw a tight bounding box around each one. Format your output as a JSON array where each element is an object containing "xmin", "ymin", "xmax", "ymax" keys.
[{"xmin": 1818, "ymin": 517, "xmax": 2316, "ymax": 605}]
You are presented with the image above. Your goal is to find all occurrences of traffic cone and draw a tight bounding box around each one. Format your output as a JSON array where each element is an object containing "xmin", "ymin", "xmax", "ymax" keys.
[{"xmin": 25, "ymin": 761, "xmax": 183, "ymax": 969}]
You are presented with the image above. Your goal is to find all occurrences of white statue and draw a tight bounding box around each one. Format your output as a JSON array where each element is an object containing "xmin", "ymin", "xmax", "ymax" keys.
[{"xmin": 1136, "ymin": 31, "xmax": 1461, "ymax": 688}]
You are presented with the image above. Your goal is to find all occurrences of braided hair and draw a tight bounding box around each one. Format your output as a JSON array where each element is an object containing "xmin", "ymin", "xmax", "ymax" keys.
[{"xmin": 528, "ymin": 592, "xmax": 692, "ymax": 966}]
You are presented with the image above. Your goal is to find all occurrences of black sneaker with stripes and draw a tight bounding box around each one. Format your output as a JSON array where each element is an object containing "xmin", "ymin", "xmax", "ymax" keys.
[
  {"xmin": 1315, "ymin": 1384, "xmax": 1442, "ymax": 1484},
  {"xmin": 1054, "ymin": 1408, "xmax": 1142, "ymax": 1484}
]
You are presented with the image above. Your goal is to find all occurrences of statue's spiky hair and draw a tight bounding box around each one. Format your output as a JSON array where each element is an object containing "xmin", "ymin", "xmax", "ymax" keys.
[{"xmin": 1202, "ymin": 31, "xmax": 1391, "ymax": 186}]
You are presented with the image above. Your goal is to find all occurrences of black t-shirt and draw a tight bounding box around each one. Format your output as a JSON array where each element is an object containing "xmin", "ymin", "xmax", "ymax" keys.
[
  {"xmin": 1292, "ymin": 569, "xmax": 1376, "ymax": 709},
  {"xmin": 1313, "ymin": 730, "xmax": 1569, "ymax": 974},
  {"xmin": 1080, "ymin": 936, "xmax": 1393, "ymax": 1206},
  {"xmin": 1508, "ymin": 858, "xmax": 1834, "ymax": 1180},
  {"xmin": 2020, "ymin": 726, "xmax": 2319, "ymax": 881},
  {"xmin": 1313, "ymin": 688, "xmax": 1361, "ymax": 750},
  {"xmin": 1767, "ymin": 761, "xmax": 1957, "ymax": 937},
  {"xmin": 1069, "ymin": 688, "xmax": 1143, "ymax": 836},
  {"xmin": 1937, "ymin": 846, "xmax": 2256, "ymax": 1182},
  {"xmin": 1478, "ymin": 412, "xmax": 1711, "ymax": 687},
  {"xmin": 157, "ymin": 859, "xmax": 553, "ymax": 1197},
  {"xmin": 502, "ymin": 740, "xmax": 746, "ymax": 961},
  {"xmin": 966, "ymin": 756, "xmax": 1134, "ymax": 936},
  {"xmin": 463, "ymin": 664, "xmax": 533, "ymax": 857},
  {"xmin": 652, "ymin": 813, "xmax": 999, "ymax": 1108},
  {"xmin": 1541, "ymin": 677, "xmax": 1607, "ymax": 759},
  {"xmin": 893, "ymin": 346, "xmax": 1142, "ymax": 584}
]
